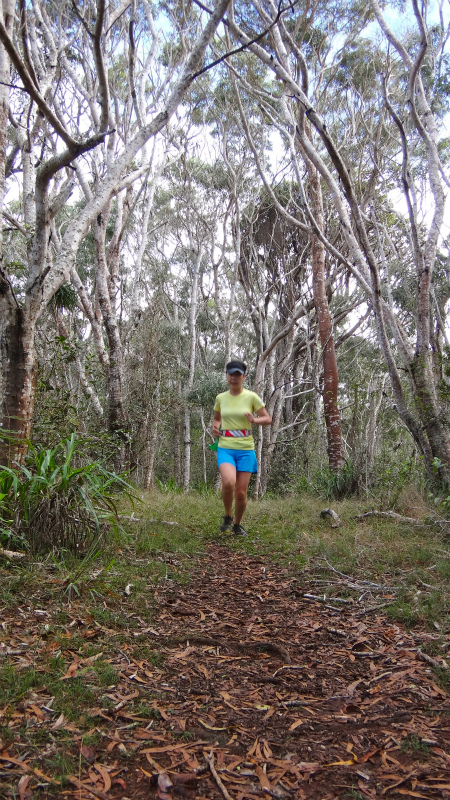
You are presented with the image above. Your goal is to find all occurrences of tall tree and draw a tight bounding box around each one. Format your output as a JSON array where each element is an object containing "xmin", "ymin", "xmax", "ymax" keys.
[
  {"xmin": 226, "ymin": 0, "xmax": 450, "ymax": 481},
  {"xmin": 0, "ymin": 0, "xmax": 230, "ymax": 465}
]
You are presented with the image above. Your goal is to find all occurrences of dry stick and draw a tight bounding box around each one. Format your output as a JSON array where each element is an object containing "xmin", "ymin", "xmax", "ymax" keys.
[
  {"xmin": 206, "ymin": 751, "xmax": 234, "ymax": 800},
  {"xmin": 416, "ymin": 650, "xmax": 448, "ymax": 669},
  {"xmin": 356, "ymin": 510, "xmax": 425, "ymax": 525},
  {"xmin": 322, "ymin": 558, "xmax": 399, "ymax": 591},
  {"xmin": 188, "ymin": 634, "xmax": 292, "ymax": 664},
  {"xmin": 273, "ymin": 665, "xmax": 306, "ymax": 677}
]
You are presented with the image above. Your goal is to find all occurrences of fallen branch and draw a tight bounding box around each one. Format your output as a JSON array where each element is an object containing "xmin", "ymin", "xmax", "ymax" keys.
[
  {"xmin": 416, "ymin": 650, "xmax": 448, "ymax": 669},
  {"xmin": 206, "ymin": 751, "xmax": 233, "ymax": 800},
  {"xmin": 322, "ymin": 558, "xmax": 399, "ymax": 591},
  {"xmin": 320, "ymin": 508, "xmax": 342, "ymax": 528},
  {"xmin": 355, "ymin": 510, "xmax": 424, "ymax": 525},
  {"xmin": 303, "ymin": 593, "xmax": 351, "ymax": 604},
  {"xmin": 0, "ymin": 547, "xmax": 26, "ymax": 559},
  {"xmin": 273, "ymin": 665, "xmax": 306, "ymax": 677},
  {"xmin": 187, "ymin": 634, "xmax": 291, "ymax": 663}
]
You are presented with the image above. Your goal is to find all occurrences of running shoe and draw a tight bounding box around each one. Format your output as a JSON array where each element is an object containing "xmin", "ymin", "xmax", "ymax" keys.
[
  {"xmin": 232, "ymin": 523, "xmax": 247, "ymax": 536},
  {"xmin": 220, "ymin": 515, "xmax": 233, "ymax": 532}
]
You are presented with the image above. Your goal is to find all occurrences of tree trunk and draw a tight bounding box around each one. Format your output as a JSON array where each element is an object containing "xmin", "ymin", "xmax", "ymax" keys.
[
  {"xmin": 143, "ymin": 377, "xmax": 161, "ymax": 490},
  {"xmin": 304, "ymin": 145, "xmax": 344, "ymax": 471},
  {"xmin": 173, "ymin": 408, "xmax": 181, "ymax": 486},
  {"xmin": 183, "ymin": 253, "xmax": 200, "ymax": 492},
  {"xmin": 54, "ymin": 310, "xmax": 104, "ymax": 419},
  {"xmin": 0, "ymin": 307, "xmax": 37, "ymax": 465},
  {"xmin": 94, "ymin": 209, "xmax": 128, "ymax": 443},
  {"xmin": 365, "ymin": 377, "xmax": 386, "ymax": 489}
]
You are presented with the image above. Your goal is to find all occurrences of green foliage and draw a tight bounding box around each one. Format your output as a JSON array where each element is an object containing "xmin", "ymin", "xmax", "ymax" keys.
[
  {"xmin": 187, "ymin": 373, "xmax": 226, "ymax": 408},
  {"xmin": 48, "ymin": 284, "xmax": 78, "ymax": 311},
  {"xmin": 0, "ymin": 433, "xmax": 136, "ymax": 554},
  {"xmin": 312, "ymin": 462, "xmax": 359, "ymax": 500},
  {"xmin": 154, "ymin": 476, "xmax": 182, "ymax": 493}
]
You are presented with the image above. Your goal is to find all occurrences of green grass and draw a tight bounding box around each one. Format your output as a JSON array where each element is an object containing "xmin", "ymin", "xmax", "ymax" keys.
[{"xmin": 400, "ymin": 734, "xmax": 431, "ymax": 757}]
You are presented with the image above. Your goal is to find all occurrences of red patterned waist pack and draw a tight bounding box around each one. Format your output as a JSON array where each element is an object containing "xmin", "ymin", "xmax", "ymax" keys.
[{"xmin": 221, "ymin": 429, "xmax": 251, "ymax": 438}]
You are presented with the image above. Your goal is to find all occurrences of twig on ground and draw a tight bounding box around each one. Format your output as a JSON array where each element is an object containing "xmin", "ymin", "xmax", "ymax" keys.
[
  {"xmin": 322, "ymin": 558, "xmax": 399, "ymax": 591},
  {"xmin": 118, "ymin": 648, "xmax": 131, "ymax": 665},
  {"xmin": 303, "ymin": 593, "xmax": 352, "ymax": 604},
  {"xmin": 416, "ymin": 649, "xmax": 448, "ymax": 669},
  {"xmin": 186, "ymin": 634, "xmax": 292, "ymax": 664},
  {"xmin": 206, "ymin": 751, "xmax": 233, "ymax": 800},
  {"xmin": 273, "ymin": 665, "xmax": 306, "ymax": 677},
  {"xmin": 355, "ymin": 510, "xmax": 425, "ymax": 525}
]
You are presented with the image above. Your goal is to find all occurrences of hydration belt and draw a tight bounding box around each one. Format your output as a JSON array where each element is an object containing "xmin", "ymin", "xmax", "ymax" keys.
[{"xmin": 221, "ymin": 429, "xmax": 251, "ymax": 438}]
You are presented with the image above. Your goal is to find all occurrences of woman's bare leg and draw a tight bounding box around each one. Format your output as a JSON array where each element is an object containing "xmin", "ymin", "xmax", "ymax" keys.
[
  {"xmin": 234, "ymin": 471, "xmax": 252, "ymax": 524},
  {"xmin": 219, "ymin": 463, "xmax": 236, "ymax": 516}
]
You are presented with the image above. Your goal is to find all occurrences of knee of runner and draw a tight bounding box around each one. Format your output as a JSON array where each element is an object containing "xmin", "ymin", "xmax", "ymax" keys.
[
  {"xmin": 235, "ymin": 486, "xmax": 248, "ymax": 502},
  {"xmin": 222, "ymin": 477, "xmax": 236, "ymax": 491}
]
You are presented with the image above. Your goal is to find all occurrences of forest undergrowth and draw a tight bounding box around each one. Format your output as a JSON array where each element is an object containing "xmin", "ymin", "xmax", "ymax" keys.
[{"xmin": 0, "ymin": 490, "xmax": 449, "ymax": 799}]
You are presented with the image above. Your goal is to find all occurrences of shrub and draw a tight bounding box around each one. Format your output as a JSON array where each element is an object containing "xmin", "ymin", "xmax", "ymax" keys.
[{"xmin": 0, "ymin": 433, "xmax": 135, "ymax": 553}]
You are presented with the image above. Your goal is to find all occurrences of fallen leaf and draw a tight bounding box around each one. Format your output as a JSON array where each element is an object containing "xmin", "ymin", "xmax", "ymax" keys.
[
  {"xmin": 255, "ymin": 765, "xmax": 272, "ymax": 792},
  {"xmin": 198, "ymin": 720, "xmax": 226, "ymax": 730},
  {"xmin": 94, "ymin": 763, "xmax": 111, "ymax": 792},
  {"xmin": 50, "ymin": 713, "xmax": 66, "ymax": 730},
  {"xmin": 59, "ymin": 660, "xmax": 78, "ymax": 679},
  {"xmin": 18, "ymin": 774, "xmax": 32, "ymax": 800},
  {"xmin": 80, "ymin": 744, "xmax": 96, "ymax": 763}
]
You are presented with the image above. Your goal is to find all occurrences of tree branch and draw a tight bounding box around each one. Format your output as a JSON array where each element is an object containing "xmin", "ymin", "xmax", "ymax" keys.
[
  {"xmin": 0, "ymin": 17, "xmax": 77, "ymax": 148},
  {"xmin": 190, "ymin": 0, "xmax": 301, "ymax": 80}
]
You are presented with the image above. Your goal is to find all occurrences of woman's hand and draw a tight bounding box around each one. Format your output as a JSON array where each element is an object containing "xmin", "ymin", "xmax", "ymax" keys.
[
  {"xmin": 246, "ymin": 408, "xmax": 272, "ymax": 426},
  {"xmin": 212, "ymin": 420, "xmax": 221, "ymax": 437}
]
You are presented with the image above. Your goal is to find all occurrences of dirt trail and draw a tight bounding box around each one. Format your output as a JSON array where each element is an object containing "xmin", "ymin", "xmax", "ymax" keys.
[{"xmin": 2, "ymin": 544, "xmax": 450, "ymax": 799}]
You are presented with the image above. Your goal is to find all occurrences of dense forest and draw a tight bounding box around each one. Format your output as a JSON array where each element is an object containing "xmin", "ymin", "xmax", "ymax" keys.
[{"xmin": 0, "ymin": 0, "xmax": 449, "ymax": 502}]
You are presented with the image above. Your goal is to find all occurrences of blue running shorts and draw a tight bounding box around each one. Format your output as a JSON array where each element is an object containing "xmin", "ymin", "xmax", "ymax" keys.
[{"xmin": 217, "ymin": 447, "xmax": 258, "ymax": 473}]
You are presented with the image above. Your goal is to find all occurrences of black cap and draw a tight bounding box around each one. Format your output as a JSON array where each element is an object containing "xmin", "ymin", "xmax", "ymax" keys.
[{"xmin": 226, "ymin": 360, "xmax": 247, "ymax": 375}]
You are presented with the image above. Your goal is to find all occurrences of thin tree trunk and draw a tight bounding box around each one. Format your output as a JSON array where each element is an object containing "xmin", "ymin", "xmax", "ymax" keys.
[
  {"xmin": 54, "ymin": 310, "xmax": 104, "ymax": 418},
  {"xmin": 94, "ymin": 208, "xmax": 128, "ymax": 441},
  {"xmin": 143, "ymin": 376, "xmax": 161, "ymax": 490},
  {"xmin": 303, "ymin": 142, "xmax": 344, "ymax": 471},
  {"xmin": 0, "ymin": 308, "xmax": 37, "ymax": 465},
  {"xmin": 183, "ymin": 252, "xmax": 201, "ymax": 492},
  {"xmin": 365, "ymin": 376, "xmax": 386, "ymax": 487}
]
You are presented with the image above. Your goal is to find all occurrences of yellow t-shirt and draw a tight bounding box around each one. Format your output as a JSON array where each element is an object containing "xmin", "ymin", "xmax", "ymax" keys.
[{"xmin": 214, "ymin": 388, "xmax": 265, "ymax": 450}]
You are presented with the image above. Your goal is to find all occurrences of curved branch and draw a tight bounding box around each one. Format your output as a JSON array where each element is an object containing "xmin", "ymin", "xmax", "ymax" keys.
[
  {"xmin": 93, "ymin": 0, "xmax": 110, "ymax": 133},
  {"xmin": 0, "ymin": 17, "xmax": 76, "ymax": 148}
]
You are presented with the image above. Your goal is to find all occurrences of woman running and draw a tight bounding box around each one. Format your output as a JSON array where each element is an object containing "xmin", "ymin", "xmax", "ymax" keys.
[{"xmin": 212, "ymin": 360, "xmax": 272, "ymax": 535}]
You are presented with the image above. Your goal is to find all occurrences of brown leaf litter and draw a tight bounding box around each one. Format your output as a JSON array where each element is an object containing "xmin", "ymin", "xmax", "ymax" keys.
[{"xmin": 1, "ymin": 543, "xmax": 449, "ymax": 799}]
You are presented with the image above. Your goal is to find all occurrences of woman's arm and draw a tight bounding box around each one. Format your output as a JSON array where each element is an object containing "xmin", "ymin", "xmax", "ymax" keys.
[
  {"xmin": 245, "ymin": 407, "xmax": 272, "ymax": 426},
  {"xmin": 212, "ymin": 410, "xmax": 221, "ymax": 437}
]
